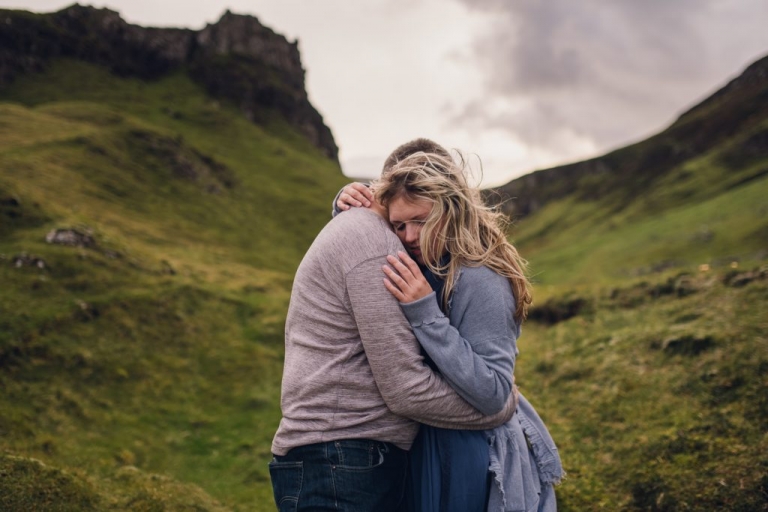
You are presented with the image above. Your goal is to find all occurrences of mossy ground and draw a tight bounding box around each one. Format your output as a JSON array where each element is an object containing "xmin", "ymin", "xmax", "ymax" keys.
[{"xmin": 517, "ymin": 272, "xmax": 768, "ymax": 511}]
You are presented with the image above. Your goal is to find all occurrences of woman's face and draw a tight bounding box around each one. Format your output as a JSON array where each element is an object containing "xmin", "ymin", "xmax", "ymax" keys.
[{"xmin": 388, "ymin": 196, "xmax": 433, "ymax": 265}]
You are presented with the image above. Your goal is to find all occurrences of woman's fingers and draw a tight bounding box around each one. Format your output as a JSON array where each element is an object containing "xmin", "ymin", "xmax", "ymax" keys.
[
  {"xmin": 386, "ymin": 254, "xmax": 415, "ymax": 281},
  {"xmin": 382, "ymin": 264, "xmax": 410, "ymax": 290},
  {"xmin": 383, "ymin": 278, "xmax": 406, "ymax": 302},
  {"xmin": 336, "ymin": 183, "xmax": 373, "ymax": 211},
  {"xmin": 345, "ymin": 183, "xmax": 372, "ymax": 207},
  {"xmin": 383, "ymin": 253, "xmax": 433, "ymax": 303},
  {"xmin": 396, "ymin": 251, "xmax": 422, "ymax": 276},
  {"xmin": 349, "ymin": 183, "xmax": 374, "ymax": 205},
  {"xmin": 337, "ymin": 193, "xmax": 358, "ymax": 209},
  {"xmin": 336, "ymin": 196, "xmax": 350, "ymax": 210}
]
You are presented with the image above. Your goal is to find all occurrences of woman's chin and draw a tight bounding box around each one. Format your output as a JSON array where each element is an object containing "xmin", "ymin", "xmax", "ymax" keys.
[{"xmin": 410, "ymin": 251, "xmax": 424, "ymax": 265}]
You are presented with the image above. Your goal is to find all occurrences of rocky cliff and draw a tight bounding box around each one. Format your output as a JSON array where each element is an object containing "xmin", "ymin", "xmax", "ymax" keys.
[
  {"xmin": 0, "ymin": 4, "xmax": 338, "ymax": 161},
  {"xmin": 489, "ymin": 53, "xmax": 768, "ymax": 219}
]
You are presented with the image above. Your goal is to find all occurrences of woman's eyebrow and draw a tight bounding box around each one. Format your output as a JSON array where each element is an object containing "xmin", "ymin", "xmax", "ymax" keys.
[
  {"xmin": 389, "ymin": 215, "xmax": 427, "ymax": 224},
  {"xmin": 392, "ymin": 211, "xmax": 429, "ymax": 221}
]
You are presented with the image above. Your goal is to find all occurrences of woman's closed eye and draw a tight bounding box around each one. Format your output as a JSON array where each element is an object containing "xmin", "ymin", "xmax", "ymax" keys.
[{"xmin": 393, "ymin": 220, "xmax": 425, "ymax": 232}]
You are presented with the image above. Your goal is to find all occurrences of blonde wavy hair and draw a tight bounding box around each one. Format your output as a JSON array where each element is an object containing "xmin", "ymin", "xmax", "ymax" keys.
[{"xmin": 374, "ymin": 151, "xmax": 532, "ymax": 322}]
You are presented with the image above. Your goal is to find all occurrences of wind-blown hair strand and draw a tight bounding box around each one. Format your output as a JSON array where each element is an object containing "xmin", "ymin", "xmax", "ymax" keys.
[{"xmin": 374, "ymin": 151, "xmax": 532, "ymax": 322}]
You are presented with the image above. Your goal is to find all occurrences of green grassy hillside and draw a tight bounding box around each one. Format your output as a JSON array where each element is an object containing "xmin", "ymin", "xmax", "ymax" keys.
[
  {"xmin": 1, "ymin": 59, "xmax": 347, "ymax": 511},
  {"xmin": 516, "ymin": 268, "xmax": 767, "ymax": 510},
  {"xmin": 500, "ymin": 144, "xmax": 768, "ymax": 510},
  {"xmin": 509, "ymin": 170, "xmax": 768, "ymax": 510},
  {"xmin": 502, "ymin": 58, "xmax": 768, "ymax": 510},
  {"xmin": 513, "ymin": 167, "xmax": 767, "ymax": 291}
]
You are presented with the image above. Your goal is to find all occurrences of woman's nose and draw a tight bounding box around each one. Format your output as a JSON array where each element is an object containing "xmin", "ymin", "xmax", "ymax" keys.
[{"xmin": 404, "ymin": 225, "xmax": 419, "ymax": 243}]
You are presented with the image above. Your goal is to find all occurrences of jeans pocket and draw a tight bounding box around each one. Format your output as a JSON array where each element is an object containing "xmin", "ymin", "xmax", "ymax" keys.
[
  {"xmin": 331, "ymin": 442, "xmax": 408, "ymax": 509},
  {"xmin": 269, "ymin": 458, "xmax": 303, "ymax": 512},
  {"xmin": 333, "ymin": 439, "xmax": 386, "ymax": 471}
]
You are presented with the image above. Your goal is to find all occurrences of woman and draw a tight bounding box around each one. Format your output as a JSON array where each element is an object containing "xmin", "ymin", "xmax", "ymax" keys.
[{"xmin": 335, "ymin": 150, "xmax": 562, "ymax": 512}]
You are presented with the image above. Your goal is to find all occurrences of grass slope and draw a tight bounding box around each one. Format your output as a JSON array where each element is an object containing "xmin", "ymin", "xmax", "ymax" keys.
[
  {"xmin": 515, "ymin": 173, "xmax": 768, "ymax": 291},
  {"xmin": 517, "ymin": 271, "xmax": 767, "ymax": 511},
  {"xmin": 1, "ymin": 59, "xmax": 348, "ymax": 511},
  {"xmin": 509, "ymin": 123, "xmax": 768, "ymax": 508}
]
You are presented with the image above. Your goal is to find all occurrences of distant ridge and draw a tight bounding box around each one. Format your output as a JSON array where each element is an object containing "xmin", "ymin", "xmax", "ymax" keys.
[
  {"xmin": 0, "ymin": 4, "xmax": 339, "ymax": 161},
  {"xmin": 489, "ymin": 53, "xmax": 768, "ymax": 219}
]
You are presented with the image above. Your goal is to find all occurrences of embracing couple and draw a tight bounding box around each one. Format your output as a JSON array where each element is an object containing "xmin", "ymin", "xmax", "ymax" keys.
[{"xmin": 269, "ymin": 139, "xmax": 563, "ymax": 512}]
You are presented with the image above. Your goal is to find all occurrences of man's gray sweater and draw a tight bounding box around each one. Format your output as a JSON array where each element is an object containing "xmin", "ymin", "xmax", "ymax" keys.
[{"xmin": 271, "ymin": 208, "xmax": 514, "ymax": 456}]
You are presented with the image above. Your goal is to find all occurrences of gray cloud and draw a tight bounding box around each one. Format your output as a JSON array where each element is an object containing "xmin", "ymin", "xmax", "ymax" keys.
[{"xmin": 450, "ymin": 0, "xmax": 768, "ymax": 162}]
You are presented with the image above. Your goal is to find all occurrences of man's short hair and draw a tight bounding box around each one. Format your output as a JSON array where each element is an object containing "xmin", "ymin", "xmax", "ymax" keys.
[{"xmin": 382, "ymin": 138, "xmax": 451, "ymax": 176}]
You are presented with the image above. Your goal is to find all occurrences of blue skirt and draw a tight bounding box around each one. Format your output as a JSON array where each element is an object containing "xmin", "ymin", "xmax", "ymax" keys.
[{"xmin": 406, "ymin": 425, "xmax": 491, "ymax": 512}]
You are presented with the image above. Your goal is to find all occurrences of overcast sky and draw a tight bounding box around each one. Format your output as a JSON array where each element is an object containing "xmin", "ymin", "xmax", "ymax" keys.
[{"xmin": 2, "ymin": 0, "xmax": 768, "ymax": 187}]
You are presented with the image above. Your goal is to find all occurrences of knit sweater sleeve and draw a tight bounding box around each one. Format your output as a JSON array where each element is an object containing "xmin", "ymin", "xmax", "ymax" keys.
[
  {"xmin": 400, "ymin": 266, "xmax": 517, "ymax": 416},
  {"xmin": 345, "ymin": 257, "xmax": 516, "ymax": 429},
  {"xmin": 331, "ymin": 186, "xmax": 345, "ymax": 218}
]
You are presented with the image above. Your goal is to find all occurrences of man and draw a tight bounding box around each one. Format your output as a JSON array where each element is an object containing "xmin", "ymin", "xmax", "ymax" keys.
[{"xmin": 269, "ymin": 140, "xmax": 517, "ymax": 511}]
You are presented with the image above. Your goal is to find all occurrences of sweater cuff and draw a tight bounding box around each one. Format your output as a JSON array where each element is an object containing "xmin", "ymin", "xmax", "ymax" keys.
[
  {"xmin": 331, "ymin": 188, "xmax": 343, "ymax": 218},
  {"xmin": 401, "ymin": 292, "xmax": 445, "ymax": 326}
]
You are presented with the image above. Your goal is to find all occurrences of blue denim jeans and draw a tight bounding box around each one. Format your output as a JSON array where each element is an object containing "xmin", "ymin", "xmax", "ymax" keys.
[{"xmin": 269, "ymin": 439, "xmax": 408, "ymax": 511}]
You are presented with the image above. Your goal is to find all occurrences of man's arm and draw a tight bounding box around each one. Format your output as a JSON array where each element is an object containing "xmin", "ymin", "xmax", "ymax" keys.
[{"xmin": 345, "ymin": 256, "xmax": 516, "ymax": 430}]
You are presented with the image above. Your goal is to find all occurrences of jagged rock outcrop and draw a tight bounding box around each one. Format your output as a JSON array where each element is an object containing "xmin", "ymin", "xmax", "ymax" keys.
[
  {"xmin": 489, "ymin": 54, "xmax": 768, "ymax": 219},
  {"xmin": 0, "ymin": 4, "xmax": 338, "ymax": 161}
]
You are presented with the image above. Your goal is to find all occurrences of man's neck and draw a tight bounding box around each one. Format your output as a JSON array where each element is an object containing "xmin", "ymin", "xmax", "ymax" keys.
[{"xmin": 369, "ymin": 201, "xmax": 387, "ymax": 220}]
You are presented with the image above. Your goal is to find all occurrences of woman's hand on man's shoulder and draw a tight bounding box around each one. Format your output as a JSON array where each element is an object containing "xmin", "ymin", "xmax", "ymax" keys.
[
  {"xmin": 336, "ymin": 182, "xmax": 373, "ymax": 211},
  {"xmin": 382, "ymin": 251, "xmax": 433, "ymax": 304}
]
